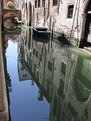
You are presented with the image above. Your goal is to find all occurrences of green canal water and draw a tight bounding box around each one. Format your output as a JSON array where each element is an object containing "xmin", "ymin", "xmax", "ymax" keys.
[{"xmin": 4, "ymin": 26, "xmax": 91, "ymax": 121}]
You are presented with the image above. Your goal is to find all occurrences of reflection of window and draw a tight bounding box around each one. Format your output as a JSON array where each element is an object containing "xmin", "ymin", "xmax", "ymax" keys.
[
  {"xmin": 47, "ymin": 79, "xmax": 51, "ymax": 93},
  {"xmin": 30, "ymin": 52, "xmax": 31, "ymax": 57},
  {"xmin": 36, "ymin": 51, "xmax": 38, "ymax": 58},
  {"xmin": 39, "ymin": 54, "xmax": 42, "ymax": 61},
  {"xmin": 26, "ymin": 3, "xmax": 27, "ymax": 9},
  {"xmin": 42, "ymin": 0, "xmax": 45, "ymax": 7},
  {"xmin": 53, "ymin": 97, "xmax": 57, "ymax": 116},
  {"xmin": 67, "ymin": 5, "xmax": 74, "ymax": 18},
  {"xmin": 35, "ymin": 0, "xmax": 37, "ymax": 8},
  {"xmin": 23, "ymin": 74, "xmax": 27, "ymax": 77},
  {"xmin": 48, "ymin": 61, "xmax": 52, "ymax": 71},
  {"xmin": 38, "ymin": 0, "xmax": 40, "ymax": 7},
  {"xmin": 33, "ymin": 49, "xmax": 35, "ymax": 55},
  {"xmin": 53, "ymin": 0, "xmax": 57, "ymax": 6},
  {"xmin": 58, "ymin": 79, "xmax": 64, "ymax": 97},
  {"xmin": 61, "ymin": 61, "xmax": 66, "ymax": 75},
  {"xmin": 37, "ymin": 71, "xmax": 39, "ymax": 81},
  {"xmin": 21, "ymin": 66, "xmax": 25, "ymax": 70},
  {"xmin": 39, "ymin": 61, "xmax": 40, "ymax": 66}
]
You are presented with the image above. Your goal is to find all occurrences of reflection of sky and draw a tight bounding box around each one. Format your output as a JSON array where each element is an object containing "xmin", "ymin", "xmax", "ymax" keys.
[{"xmin": 6, "ymin": 40, "xmax": 50, "ymax": 121}]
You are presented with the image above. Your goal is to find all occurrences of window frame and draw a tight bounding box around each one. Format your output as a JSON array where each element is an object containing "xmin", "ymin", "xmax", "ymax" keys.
[
  {"xmin": 38, "ymin": 0, "xmax": 40, "ymax": 7},
  {"xmin": 67, "ymin": 5, "xmax": 74, "ymax": 19},
  {"xmin": 61, "ymin": 61, "xmax": 66, "ymax": 75},
  {"xmin": 35, "ymin": 0, "xmax": 37, "ymax": 8},
  {"xmin": 53, "ymin": 0, "xmax": 58, "ymax": 6}
]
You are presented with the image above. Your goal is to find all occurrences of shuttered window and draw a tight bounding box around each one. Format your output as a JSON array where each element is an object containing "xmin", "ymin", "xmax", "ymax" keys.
[
  {"xmin": 53, "ymin": 0, "xmax": 57, "ymax": 6},
  {"xmin": 38, "ymin": 0, "xmax": 40, "ymax": 7},
  {"xmin": 35, "ymin": 0, "xmax": 37, "ymax": 8},
  {"xmin": 67, "ymin": 5, "xmax": 74, "ymax": 18}
]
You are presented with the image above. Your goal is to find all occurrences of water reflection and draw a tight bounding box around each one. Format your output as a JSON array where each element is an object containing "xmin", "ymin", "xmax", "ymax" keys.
[{"xmin": 5, "ymin": 26, "xmax": 91, "ymax": 121}]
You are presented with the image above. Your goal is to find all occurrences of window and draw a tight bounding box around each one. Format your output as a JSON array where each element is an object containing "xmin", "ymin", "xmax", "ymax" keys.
[
  {"xmin": 67, "ymin": 5, "xmax": 74, "ymax": 18},
  {"xmin": 61, "ymin": 61, "xmax": 66, "ymax": 75},
  {"xmin": 53, "ymin": 0, "xmax": 57, "ymax": 6},
  {"xmin": 35, "ymin": 0, "xmax": 37, "ymax": 8},
  {"xmin": 26, "ymin": 3, "xmax": 27, "ymax": 9},
  {"xmin": 42, "ymin": 0, "xmax": 45, "ymax": 7},
  {"xmin": 38, "ymin": 0, "xmax": 40, "ymax": 7}
]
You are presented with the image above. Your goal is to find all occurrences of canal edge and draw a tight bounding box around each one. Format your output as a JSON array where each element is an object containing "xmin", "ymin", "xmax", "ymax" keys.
[{"xmin": 0, "ymin": 22, "xmax": 9, "ymax": 121}]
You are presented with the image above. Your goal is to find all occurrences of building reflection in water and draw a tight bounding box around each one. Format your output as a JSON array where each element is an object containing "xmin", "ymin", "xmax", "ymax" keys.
[
  {"xmin": 17, "ymin": 26, "xmax": 91, "ymax": 121},
  {"xmin": 4, "ymin": 27, "xmax": 21, "ymax": 91}
]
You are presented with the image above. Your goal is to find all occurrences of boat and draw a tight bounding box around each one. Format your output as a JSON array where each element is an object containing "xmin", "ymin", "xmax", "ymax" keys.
[
  {"xmin": 33, "ymin": 35, "xmax": 50, "ymax": 43},
  {"xmin": 33, "ymin": 27, "xmax": 50, "ymax": 38},
  {"xmin": 57, "ymin": 34, "xmax": 72, "ymax": 46}
]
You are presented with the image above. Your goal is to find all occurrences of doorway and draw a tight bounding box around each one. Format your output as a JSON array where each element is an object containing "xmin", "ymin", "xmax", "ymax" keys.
[
  {"xmin": 79, "ymin": 1, "xmax": 91, "ymax": 47},
  {"xmin": 84, "ymin": 13, "xmax": 91, "ymax": 45},
  {"xmin": 86, "ymin": 13, "xmax": 91, "ymax": 43}
]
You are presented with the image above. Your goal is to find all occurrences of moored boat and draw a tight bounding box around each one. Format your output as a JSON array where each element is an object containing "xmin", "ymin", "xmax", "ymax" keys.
[
  {"xmin": 33, "ymin": 35, "xmax": 50, "ymax": 43},
  {"xmin": 33, "ymin": 27, "xmax": 50, "ymax": 38}
]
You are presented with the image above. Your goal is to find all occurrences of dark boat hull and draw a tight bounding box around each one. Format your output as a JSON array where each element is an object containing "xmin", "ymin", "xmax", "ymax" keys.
[
  {"xmin": 33, "ymin": 27, "xmax": 50, "ymax": 38},
  {"xmin": 33, "ymin": 35, "xmax": 50, "ymax": 43}
]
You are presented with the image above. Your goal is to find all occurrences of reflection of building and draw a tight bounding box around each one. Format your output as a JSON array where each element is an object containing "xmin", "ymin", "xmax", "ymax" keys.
[
  {"xmin": 18, "ymin": 58, "xmax": 31, "ymax": 81},
  {"xmin": 18, "ymin": 28, "xmax": 31, "ymax": 81},
  {"xmin": 50, "ymin": 46, "xmax": 91, "ymax": 121},
  {"xmin": 18, "ymin": 27, "xmax": 91, "ymax": 121},
  {"xmin": 4, "ymin": 29, "xmax": 21, "ymax": 49}
]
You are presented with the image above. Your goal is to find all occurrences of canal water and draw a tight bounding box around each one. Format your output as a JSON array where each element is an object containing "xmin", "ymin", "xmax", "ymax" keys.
[{"xmin": 4, "ymin": 26, "xmax": 91, "ymax": 121}]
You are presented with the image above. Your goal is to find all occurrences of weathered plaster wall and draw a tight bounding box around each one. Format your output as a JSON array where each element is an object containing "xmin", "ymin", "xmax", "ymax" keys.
[{"xmin": 18, "ymin": 0, "xmax": 90, "ymax": 46}]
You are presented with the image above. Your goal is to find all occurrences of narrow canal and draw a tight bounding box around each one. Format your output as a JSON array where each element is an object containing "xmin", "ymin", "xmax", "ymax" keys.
[{"xmin": 4, "ymin": 26, "xmax": 91, "ymax": 121}]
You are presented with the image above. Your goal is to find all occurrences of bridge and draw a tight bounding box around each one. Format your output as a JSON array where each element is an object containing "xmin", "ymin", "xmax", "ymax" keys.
[
  {"xmin": 2, "ymin": 9, "xmax": 21, "ymax": 33},
  {"xmin": 3, "ymin": 9, "xmax": 21, "ymax": 19}
]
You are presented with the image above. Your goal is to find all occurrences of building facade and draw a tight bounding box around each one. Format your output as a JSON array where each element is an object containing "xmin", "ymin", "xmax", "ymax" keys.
[{"xmin": 18, "ymin": 0, "xmax": 91, "ymax": 47}]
